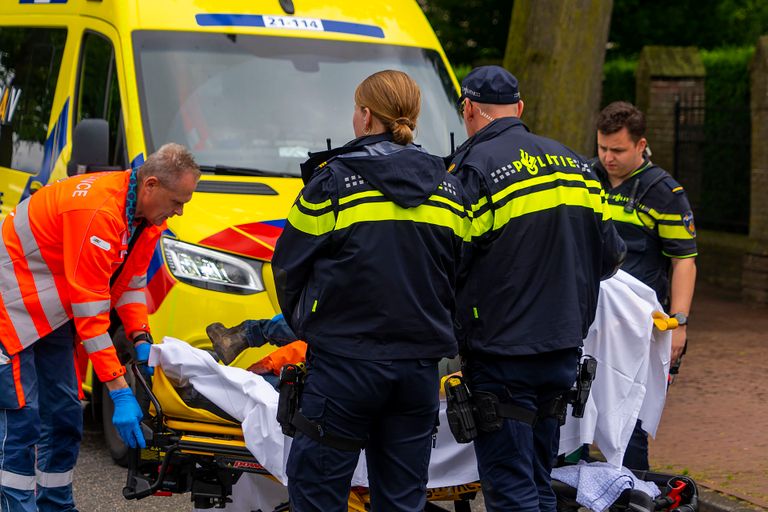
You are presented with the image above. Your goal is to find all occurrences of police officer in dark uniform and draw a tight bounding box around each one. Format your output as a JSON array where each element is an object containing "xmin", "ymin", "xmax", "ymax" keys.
[
  {"xmin": 272, "ymin": 70, "xmax": 470, "ymax": 512},
  {"xmin": 448, "ymin": 66, "xmax": 626, "ymax": 512},
  {"xmin": 594, "ymin": 101, "xmax": 697, "ymax": 470}
]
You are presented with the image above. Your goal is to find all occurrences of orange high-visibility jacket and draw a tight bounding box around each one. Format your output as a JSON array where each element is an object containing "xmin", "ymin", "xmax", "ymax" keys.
[{"xmin": 0, "ymin": 171, "xmax": 165, "ymax": 382}]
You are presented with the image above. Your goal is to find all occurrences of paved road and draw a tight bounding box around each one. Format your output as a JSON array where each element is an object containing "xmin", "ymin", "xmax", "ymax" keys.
[
  {"xmin": 649, "ymin": 282, "xmax": 768, "ymax": 509},
  {"xmin": 73, "ymin": 416, "xmax": 485, "ymax": 511},
  {"xmin": 73, "ymin": 417, "xmax": 190, "ymax": 511}
]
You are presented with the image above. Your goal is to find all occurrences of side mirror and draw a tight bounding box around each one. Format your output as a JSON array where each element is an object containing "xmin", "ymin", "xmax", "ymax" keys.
[{"xmin": 67, "ymin": 119, "xmax": 122, "ymax": 176}]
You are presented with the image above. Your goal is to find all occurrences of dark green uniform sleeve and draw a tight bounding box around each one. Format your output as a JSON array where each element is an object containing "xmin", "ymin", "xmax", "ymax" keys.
[{"xmin": 272, "ymin": 171, "xmax": 337, "ymax": 331}]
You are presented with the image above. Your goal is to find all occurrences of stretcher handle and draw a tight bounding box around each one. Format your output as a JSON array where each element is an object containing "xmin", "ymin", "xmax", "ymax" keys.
[
  {"xmin": 123, "ymin": 444, "xmax": 180, "ymax": 500},
  {"xmin": 131, "ymin": 363, "xmax": 164, "ymax": 432},
  {"xmin": 652, "ymin": 311, "xmax": 679, "ymax": 331}
]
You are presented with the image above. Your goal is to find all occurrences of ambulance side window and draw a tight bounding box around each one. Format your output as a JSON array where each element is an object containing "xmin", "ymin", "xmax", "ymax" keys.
[
  {"xmin": 0, "ymin": 27, "xmax": 67, "ymax": 173},
  {"xmin": 76, "ymin": 32, "xmax": 127, "ymax": 168}
]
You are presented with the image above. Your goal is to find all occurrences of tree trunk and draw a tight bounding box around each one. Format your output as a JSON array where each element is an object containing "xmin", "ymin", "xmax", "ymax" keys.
[{"xmin": 503, "ymin": 0, "xmax": 613, "ymax": 155}]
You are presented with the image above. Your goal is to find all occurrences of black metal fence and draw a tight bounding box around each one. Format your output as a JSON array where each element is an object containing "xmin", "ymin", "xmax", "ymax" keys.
[{"xmin": 674, "ymin": 95, "xmax": 751, "ymax": 233}]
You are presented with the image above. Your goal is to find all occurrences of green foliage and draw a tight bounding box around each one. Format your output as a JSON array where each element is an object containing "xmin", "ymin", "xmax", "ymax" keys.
[
  {"xmin": 453, "ymin": 64, "xmax": 471, "ymax": 84},
  {"xmin": 601, "ymin": 56, "xmax": 637, "ymax": 107},
  {"xmin": 700, "ymin": 46, "xmax": 754, "ymax": 107},
  {"xmin": 420, "ymin": 0, "xmax": 768, "ymax": 67},
  {"xmin": 608, "ymin": 0, "xmax": 768, "ymax": 58},
  {"xmin": 418, "ymin": 0, "xmax": 513, "ymax": 67},
  {"xmin": 698, "ymin": 46, "xmax": 753, "ymax": 232}
]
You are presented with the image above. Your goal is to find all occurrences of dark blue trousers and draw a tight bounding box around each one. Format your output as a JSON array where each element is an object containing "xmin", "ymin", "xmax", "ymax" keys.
[
  {"xmin": 623, "ymin": 419, "xmax": 649, "ymax": 470},
  {"xmin": 464, "ymin": 348, "xmax": 579, "ymax": 512},
  {"xmin": 286, "ymin": 348, "xmax": 439, "ymax": 512},
  {"xmin": 0, "ymin": 322, "xmax": 82, "ymax": 512}
]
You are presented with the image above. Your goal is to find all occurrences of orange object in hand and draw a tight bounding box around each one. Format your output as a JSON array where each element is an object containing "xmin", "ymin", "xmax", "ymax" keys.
[{"xmin": 247, "ymin": 341, "xmax": 307, "ymax": 375}]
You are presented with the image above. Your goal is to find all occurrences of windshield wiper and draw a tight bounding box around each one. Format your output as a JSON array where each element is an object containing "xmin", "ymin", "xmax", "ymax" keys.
[{"xmin": 199, "ymin": 164, "xmax": 294, "ymax": 178}]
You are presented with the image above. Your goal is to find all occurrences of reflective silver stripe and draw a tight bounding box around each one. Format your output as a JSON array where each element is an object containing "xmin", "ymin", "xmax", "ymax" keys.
[
  {"xmin": 0, "ymin": 469, "xmax": 36, "ymax": 491},
  {"xmin": 35, "ymin": 469, "xmax": 74, "ymax": 488},
  {"xmin": 116, "ymin": 290, "xmax": 146, "ymax": 308},
  {"xmin": 82, "ymin": 332, "xmax": 113, "ymax": 354},
  {"xmin": 128, "ymin": 274, "xmax": 147, "ymax": 289},
  {"xmin": 71, "ymin": 299, "xmax": 111, "ymax": 318},
  {"xmin": 0, "ymin": 223, "xmax": 40, "ymax": 345},
  {"xmin": 12, "ymin": 201, "xmax": 68, "ymax": 330}
]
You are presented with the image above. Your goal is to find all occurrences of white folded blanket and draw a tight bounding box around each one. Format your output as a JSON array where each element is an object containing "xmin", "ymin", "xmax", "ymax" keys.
[{"xmin": 552, "ymin": 461, "xmax": 660, "ymax": 512}]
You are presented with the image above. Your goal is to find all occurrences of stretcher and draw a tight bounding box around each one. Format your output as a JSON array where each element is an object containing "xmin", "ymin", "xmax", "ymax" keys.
[
  {"xmin": 121, "ymin": 270, "xmax": 693, "ymax": 511},
  {"xmin": 122, "ymin": 359, "xmax": 480, "ymax": 511}
]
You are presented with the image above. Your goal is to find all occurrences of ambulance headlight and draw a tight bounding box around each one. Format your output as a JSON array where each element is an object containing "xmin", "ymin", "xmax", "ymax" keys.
[{"xmin": 162, "ymin": 237, "xmax": 265, "ymax": 294}]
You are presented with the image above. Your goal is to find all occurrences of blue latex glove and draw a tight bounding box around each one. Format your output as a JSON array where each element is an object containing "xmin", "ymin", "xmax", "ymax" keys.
[
  {"xmin": 134, "ymin": 342, "xmax": 154, "ymax": 376},
  {"xmin": 109, "ymin": 388, "xmax": 146, "ymax": 449}
]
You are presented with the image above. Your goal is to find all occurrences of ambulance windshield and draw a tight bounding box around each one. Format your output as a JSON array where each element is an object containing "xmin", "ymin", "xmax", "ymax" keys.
[{"xmin": 134, "ymin": 31, "xmax": 465, "ymax": 177}]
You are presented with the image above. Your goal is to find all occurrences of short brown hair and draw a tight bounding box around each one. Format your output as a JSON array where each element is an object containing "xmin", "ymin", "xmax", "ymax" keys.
[
  {"xmin": 139, "ymin": 143, "xmax": 201, "ymax": 186},
  {"xmin": 355, "ymin": 70, "xmax": 420, "ymax": 145},
  {"xmin": 596, "ymin": 101, "xmax": 646, "ymax": 142}
]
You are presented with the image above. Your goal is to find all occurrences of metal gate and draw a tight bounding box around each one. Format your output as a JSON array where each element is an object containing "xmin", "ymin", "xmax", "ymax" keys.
[{"xmin": 674, "ymin": 94, "xmax": 750, "ymax": 233}]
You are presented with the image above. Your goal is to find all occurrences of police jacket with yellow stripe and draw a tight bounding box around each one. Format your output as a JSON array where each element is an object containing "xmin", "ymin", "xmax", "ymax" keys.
[
  {"xmin": 450, "ymin": 118, "xmax": 626, "ymax": 357},
  {"xmin": 592, "ymin": 159, "xmax": 697, "ymax": 304},
  {"xmin": 272, "ymin": 134, "xmax": 470, "ymax": 360}
]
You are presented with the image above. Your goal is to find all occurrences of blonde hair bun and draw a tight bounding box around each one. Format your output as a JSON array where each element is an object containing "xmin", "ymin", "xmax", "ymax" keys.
[{"xmin": 355, "ymin": 70, "xmax": 421, "ymax": 145}]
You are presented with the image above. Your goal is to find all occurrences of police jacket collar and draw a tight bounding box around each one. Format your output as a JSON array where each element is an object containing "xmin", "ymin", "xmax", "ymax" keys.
[
  {"xmin": 336, "ymin": 139, "xmax": 446, "ymax": 209},
  {"xmin": 300, "ymin": 133, "xmax": 393, "ymax": 184},
  {"xmin": 450, "ymin": 117, "xmax": 529, "ymax": 171},
  {"xmin": 593, "ymin": 157, "xmax": 653, "ymax": 190},
  {"xmin": 457, "ymin": 117, "xmax": 528, "ymax": 152}
]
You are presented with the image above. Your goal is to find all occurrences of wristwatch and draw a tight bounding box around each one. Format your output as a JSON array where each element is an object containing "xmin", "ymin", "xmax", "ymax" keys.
[
  {"xmin": 132, "ymin": 332, "xmax": 154, "ymax": 344},
  {"xmin": 671, "ymin": 312, "xmax": 688, "ymax": 326}
]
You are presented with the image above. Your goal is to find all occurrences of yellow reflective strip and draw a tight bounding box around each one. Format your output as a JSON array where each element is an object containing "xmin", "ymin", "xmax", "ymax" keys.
[
  {"xmin": 470, "ymin": 210, "xmax": 493, "ymax": 240},
  {"xmin": 607, "ymin": 203, "xmax": 643, "ymax": 226},
  {"xmin": 662, "ymin": 251, "xmax": 697, "ymax": 258},
  {"xmin": 491, "ymin": 171, "xmax": 592, "ymax": 205},
  {"xmin": 299, "ymin": 195, "xmax": 332, "ymax": 211},
  {"xmin": 312, "ymin": 300, "xmax": 318, "ymax": 312},
  {"xmin": 471, "ymin": 195, "xmax": 488, "ymax": 212},
  {"xmin": 335, "ymin": 202, "xmax": 470, "ymax": 238},
  {"xmin": 339, "ymin": 190, "xmax": 465, "ymax": 215},
  {"xmin": 428, "ymin": 194, "xmax": 465, "ymax": 214},
  {"xmin": 598, "ymin": 190, "xmax": 613, "ymax": 221},
  {"xmin": 672, "ymin": 186, "xmax": 683, "ymax": 193},
  {"xmin": 472, "ymin": 307, "xmax": 479, "ymax": 319},
  {"xmin": 655, "ymin": 212, "xmax": 683, "ymax": 221},
  {"xmin": 493, "ymin": 186, "xmax": 599, "ymax": 229},
  {"xmin": 287, "ymin": 205, "xmax": 335, "ymax": 236},
  {"xmin": 658, "ymin": 224, "xmax": 695, "ymax": 240},
  {"xmin": 339, "ymin": 190, "xmax": 384, "ymax": 205}
]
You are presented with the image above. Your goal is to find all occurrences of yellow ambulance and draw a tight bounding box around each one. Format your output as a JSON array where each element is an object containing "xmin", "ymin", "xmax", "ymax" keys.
[{"xmin": 0, "ymin": 0, "xmax": 464, "ymax": 460}]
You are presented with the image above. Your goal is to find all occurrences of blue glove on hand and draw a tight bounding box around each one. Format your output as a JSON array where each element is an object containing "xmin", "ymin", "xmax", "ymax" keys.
[
  {"xmin": 109, "ymin": 388, "xmax": 146, "ymax": 449},
  {"xmin": 134, "ymin": 342, "xmax": 154, "ymax": 377}
]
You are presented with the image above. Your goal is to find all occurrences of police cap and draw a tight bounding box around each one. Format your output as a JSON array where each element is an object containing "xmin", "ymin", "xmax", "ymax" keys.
[{"xmin": 459, "ymin": 65, "xmax": 520, "ymax": 105}]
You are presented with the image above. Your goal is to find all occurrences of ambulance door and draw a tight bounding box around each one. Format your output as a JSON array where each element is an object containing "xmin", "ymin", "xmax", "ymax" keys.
[
  {"xmin": 71, "ymin": 25, "xmax": 128, "ymax": 172},
  {"xmin": 0, "ymin": 24, "xmax": 68, "ymax": 217}
]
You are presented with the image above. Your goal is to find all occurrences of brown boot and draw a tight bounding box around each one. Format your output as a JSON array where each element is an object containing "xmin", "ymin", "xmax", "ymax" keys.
[{"xmin": 206, "ymin": 322, "xmax": 250, "ymax": 365}]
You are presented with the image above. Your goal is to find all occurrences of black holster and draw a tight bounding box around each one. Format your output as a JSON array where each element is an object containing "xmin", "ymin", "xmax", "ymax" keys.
[
  {"xmin": 276, "ymin": 363, "xmax": 306, "ymax": 437},
  {"xmin": 444, "ymin": 376, "xmax": 477, "ymax": 443},
  {"xmin": 566, "ymin": 355, "xmax": 597, "ymax": 419},
  {"xmin": 276, "ymin": 362, "xmax": 366, "ymax": 452}
]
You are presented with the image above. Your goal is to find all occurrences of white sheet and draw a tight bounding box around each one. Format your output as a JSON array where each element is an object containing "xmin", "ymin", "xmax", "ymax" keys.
[
  {"xmin": 558, "ymin": 270, "xmax": 671, "ymax": 466},
  {"xmin": 150, "ymin": 269, "xmax": 670, "ymax": 510},
  {"xmin": 149, "ymin": 338, "xmax": 478, "ymax": 490}
]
